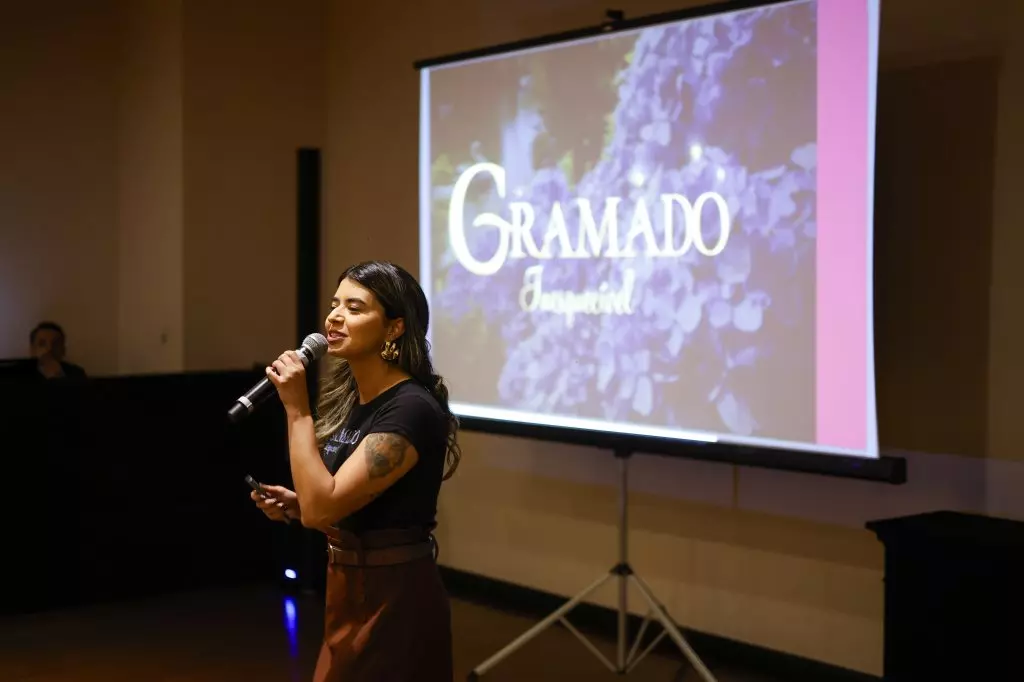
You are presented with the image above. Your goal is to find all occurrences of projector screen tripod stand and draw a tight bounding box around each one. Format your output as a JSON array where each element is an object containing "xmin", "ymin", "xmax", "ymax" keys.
[{"xmin": 467, "ymin": 449, "xmax": 718, "ymax": 681}]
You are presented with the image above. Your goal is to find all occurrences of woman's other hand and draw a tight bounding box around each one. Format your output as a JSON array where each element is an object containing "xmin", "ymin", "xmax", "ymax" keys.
[{"xmin": 251, "ymin": 484, "xmax": 300, "ymax": 523}]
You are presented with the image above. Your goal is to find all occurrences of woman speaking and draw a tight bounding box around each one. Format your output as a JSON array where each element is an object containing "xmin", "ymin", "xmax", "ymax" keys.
[{"xmin": 252, "ymin": 260, "xmax": 461, "ymax": 681}]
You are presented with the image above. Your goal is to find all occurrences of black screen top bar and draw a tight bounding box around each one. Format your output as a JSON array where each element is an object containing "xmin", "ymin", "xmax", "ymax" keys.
[
  {"xmin": 413, "ymin": 0, "xmax": 800, "ymax": 70},
  {"xmin": 456, "ymin": 415, "xmax": 907, "ymax": 485}
]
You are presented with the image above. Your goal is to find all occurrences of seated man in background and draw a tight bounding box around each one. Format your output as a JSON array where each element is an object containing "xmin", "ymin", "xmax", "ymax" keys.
[{"xmin": 28, "ymin": 321, "xmax": 87, "ymax": 379}]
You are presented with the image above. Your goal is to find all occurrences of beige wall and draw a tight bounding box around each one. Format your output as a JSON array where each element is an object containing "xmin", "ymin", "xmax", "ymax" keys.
[
  {"xmin": 181, "ymin": 0, "xmax": 327, "ymax": 372},
  {"xmin": 117, "ymin": 0, "xmax": 185, "ymax": 375},
  {"xmin": 987, "ymin": 0, "xmax": 1024, "ymax": 463},
  {"xmin": 873, "ymin": 57, "xmax": 998, "ymax": 459},
  {"xmin": 0, "ymin": 2, "xmax": 120, "ymax": 374},
  {"xmin": 323, "ymin": 0, "xmax": 1019, "ymax": 676},
  {"xmin": 0, "ymin": 0, "xmax": 327, "ymax": 375}
]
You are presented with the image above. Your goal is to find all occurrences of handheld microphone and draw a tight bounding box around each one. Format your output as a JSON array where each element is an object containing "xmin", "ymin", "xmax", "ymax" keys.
[{"xmin": 227, "ymin": 333, "xmax": 328, "ymax": 424}]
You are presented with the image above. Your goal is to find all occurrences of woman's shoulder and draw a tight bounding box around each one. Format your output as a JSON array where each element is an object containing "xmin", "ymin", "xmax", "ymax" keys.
[
  {"xmin": 371, "ymin": 380, "xmax": 448, "ymax": 451},
  {"xmin": 385, "ymin": 379, "xmax": 443, "ymax": 413},
  {"xmin": 371, "ymin": 379, "xmax": 447, "ymax": 429}
]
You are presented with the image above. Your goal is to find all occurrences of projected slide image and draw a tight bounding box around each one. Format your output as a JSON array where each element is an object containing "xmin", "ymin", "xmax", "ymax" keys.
[{"xmin": 422, "ymin": 0, "xmax": 875, "ymax": 456}]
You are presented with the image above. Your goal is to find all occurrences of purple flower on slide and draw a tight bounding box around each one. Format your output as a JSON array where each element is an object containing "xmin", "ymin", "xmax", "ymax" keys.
[
  {"xmin": 717, "ymin": 392, "xmax": 759, "ymax": 435},
  {"xmin": 433, "ymin": 1, "xmax": 819, "ymax": 440}
]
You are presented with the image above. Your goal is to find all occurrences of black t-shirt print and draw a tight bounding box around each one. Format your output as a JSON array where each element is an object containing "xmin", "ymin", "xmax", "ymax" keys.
[{"xmin": 319, "ymin": 379, "xmax": 448, "ymax": 533}]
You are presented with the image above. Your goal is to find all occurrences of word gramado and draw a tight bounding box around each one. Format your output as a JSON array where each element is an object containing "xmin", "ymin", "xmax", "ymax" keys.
[{"xmin": 447, "ymin": 162, "xmax": 733, "ymax": 327}]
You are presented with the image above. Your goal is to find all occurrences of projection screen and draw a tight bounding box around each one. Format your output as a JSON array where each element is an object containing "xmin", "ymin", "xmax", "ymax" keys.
[{"xmin": 417, "ymin": 0, "xmax": 882, "ymax": 464}]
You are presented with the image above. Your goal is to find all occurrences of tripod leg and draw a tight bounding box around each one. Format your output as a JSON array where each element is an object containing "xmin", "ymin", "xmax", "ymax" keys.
[
  {"xmin": 630, "ymin": 574, "xmax": 718, "ymax": 682},
  {"xmin": 616, "ymin": 452, "xmax": 629, "ymax": 671},
  {"xmin": 625, "ymin": 610, "xmax": 660, "ymax": 670},
  {"xmin": 617, "ymin": 571, "xmax": 627, "ymax": 669},
  {"xmin": 470, "ymin": 571, "xmax": 614, "ymax": 678}
]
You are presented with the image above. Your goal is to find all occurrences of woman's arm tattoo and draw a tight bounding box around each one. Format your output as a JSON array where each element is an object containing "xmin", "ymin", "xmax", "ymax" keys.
[{"xmin": 363, "ymin": 433, "xmax": 409, "ymax": 479}]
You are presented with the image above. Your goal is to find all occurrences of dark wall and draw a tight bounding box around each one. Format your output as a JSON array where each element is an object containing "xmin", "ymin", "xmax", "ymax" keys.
[
  {"xmin": 2, "ymin": 371, "xmax": 302, "ymax": 614},
  {"xmin": 874, "ymin": 56, "xmax": 999, "ymax": 458}
]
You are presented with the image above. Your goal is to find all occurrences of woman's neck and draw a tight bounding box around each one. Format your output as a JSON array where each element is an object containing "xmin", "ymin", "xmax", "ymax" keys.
[{"xmin": 349, "ymin": 358, "xmax": 408, "ymax": 405}]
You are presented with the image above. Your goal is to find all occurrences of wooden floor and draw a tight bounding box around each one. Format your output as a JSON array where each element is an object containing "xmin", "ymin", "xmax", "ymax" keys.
[{"xmin": 0, "ymin": 585, "xmax": 782, "ymax": 682}]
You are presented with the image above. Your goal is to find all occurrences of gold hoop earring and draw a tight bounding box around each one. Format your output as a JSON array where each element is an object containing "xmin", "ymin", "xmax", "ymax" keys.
[{"xmin": 381, "ymin": 339, "xmax": 399, "ymax": 362}]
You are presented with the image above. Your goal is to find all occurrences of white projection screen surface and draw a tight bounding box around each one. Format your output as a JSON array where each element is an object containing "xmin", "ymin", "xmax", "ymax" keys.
[{"xmin": 418, "ymin": 0, "xmax": 881, "ymax": 461}]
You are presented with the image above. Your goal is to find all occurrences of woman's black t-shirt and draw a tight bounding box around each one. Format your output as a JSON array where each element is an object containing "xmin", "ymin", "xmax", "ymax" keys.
[{"xmin": 319, "ymin": 379, "xmax": 448, "ymax": 533}]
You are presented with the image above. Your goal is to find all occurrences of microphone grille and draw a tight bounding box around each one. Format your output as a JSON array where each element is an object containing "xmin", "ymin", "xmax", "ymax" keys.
[{"xmin": 301, "ymin": 333, "xmax": 329, "ymax": 360}]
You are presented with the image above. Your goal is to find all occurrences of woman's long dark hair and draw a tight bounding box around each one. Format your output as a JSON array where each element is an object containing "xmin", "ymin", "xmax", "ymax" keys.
[{"xmin": 315, "ymin": 261, "xmax": 461, "ymax": 480}]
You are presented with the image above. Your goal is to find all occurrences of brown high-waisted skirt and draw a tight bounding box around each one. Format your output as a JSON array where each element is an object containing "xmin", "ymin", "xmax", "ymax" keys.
[{"xmin": 312, "ymin": 529, "xmax": 453, "ymax": 682}]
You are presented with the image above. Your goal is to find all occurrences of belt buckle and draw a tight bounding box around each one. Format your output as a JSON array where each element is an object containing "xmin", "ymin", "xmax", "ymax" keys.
[{"xmin": 327, "ymin": 542, "xmax": 363, "ymax": 566}]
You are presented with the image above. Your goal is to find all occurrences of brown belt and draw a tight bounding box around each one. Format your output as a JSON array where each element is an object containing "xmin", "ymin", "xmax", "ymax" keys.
[
  {"xmin": 324, "ymin": 526, "xmax": 437, "ymax": 567},
  {"xmin": 326, "ymin": 540, "xmax": 434, "ymax": 567}
]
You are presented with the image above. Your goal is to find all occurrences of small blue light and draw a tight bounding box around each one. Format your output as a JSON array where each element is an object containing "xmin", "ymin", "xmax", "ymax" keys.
[
  {"xmin": 284, "ymin": 597, "xmax": 297, "ymax": 623},
  {"xmin": 284, "ymin": 568, "xmax": 298, "ymax": 580},
  {"xmin": 283, "ymin": 597, "xmax": 298, "ymax": 653}
]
